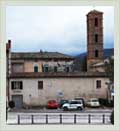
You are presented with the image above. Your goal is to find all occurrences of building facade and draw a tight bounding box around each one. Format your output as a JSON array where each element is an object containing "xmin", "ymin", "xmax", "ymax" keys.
[
  {"xmin": 87, "ymin": 10, "xmax": 104, "ymax": 71},
  {"xmin": 9, "ymin": 73, "xmax": 109, "ymax": 108},
  {"xmin": 6, "ymin": 10, "xmax": 111, "ymax": 109},
  {"xmin": 11, "ymin": 52, "xmax": 74, "ymax": 74}
]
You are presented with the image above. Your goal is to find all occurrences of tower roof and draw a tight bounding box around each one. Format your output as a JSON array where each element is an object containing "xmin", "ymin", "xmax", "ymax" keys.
[{"xmin": 87, "ymin": 10, "xmax": 103, "ymax": 16}]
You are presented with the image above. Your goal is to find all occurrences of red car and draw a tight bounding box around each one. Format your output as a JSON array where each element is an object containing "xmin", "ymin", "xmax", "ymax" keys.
[{"xmin": 47, "ymin": 100, "xmax": 58, "ymax": 109}]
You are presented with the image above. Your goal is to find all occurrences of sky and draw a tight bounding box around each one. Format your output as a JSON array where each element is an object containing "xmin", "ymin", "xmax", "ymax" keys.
[{"xmin": 6, "ymin": 6, "xmax": 114, "ymax": 56}]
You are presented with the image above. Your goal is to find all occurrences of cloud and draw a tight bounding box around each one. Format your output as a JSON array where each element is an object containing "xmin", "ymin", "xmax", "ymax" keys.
[{"xmin": 6, "ymin": 6, "xmax": 114, "ymax": 55}]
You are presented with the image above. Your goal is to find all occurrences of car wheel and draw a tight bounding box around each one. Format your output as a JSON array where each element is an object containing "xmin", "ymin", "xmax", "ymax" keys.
[
  {"xmin": 77, "ymin": 107, "xmax": 82, "ymax": 110},
  {"xmin": 63, "ymin": 107, "xmax": 68, "ymax": 111}
]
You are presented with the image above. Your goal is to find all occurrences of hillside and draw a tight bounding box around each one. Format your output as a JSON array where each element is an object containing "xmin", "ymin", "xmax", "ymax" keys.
[
  {"xmin": 73, "ymin": 48, "xmax": 114, "ymax": 71},
  {"xmin": 76, "ymin": 48, "xmax": 114, "ymax": 59}
]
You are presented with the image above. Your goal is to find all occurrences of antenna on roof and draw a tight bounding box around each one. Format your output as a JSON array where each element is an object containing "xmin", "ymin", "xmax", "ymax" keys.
[
  {"xmin": 92, "ymin": 4, "xmax": 96, "ymax": 10},
  {"xmin": 40, "ymin": 49, "xmax": 43, "ymax": 53}
]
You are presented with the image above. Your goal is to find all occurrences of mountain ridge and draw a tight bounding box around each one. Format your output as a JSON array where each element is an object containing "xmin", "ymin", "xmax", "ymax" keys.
[
  {"xmin": 75, "ymin": 48, "xmax": 114, "ymax": 59},
  {"xmin": 73, "ymin": 48, "xmax": 114, "ymax": 72}
]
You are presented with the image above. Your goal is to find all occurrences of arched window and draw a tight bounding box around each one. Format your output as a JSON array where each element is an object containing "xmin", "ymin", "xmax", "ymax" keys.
[
  {"xmin": 95, "ymin": 18, "xmax": 98, "ymax": 27},
  {"xmin": 43, "ymin": 64, "xmax": 49, "ymax": 72},
  {"xmin": 54, "ymin": 66, "xmax": 57, "ymax": 72},
  {"xmin": 95, "ymin": 50, "xmax": 99, "ymax": 57},
  {"xmin": 34, "ymin": 65, "xmax": 38, "ymax": 72},
  {"xmin": 66, "ymin": 67, "xmax": 70, "ymax": 72}
]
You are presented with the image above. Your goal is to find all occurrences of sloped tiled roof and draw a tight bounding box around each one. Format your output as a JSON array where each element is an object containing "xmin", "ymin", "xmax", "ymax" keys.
[
  {"xmin": 87, "ymin": 10, "xmax": 103, "ymax": 14},
  {"xmin": 11, "ymin": 52, "xmax": 74, "ymax": 60},
  {"xmin": 92, "ymin": 55, "xmax": 114, "ymax": 67}
]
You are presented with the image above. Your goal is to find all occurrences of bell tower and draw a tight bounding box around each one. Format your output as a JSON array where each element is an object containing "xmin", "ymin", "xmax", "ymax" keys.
[{"xmin": 87, "ymin": 10, "xmax": 103, "ymax": 71}]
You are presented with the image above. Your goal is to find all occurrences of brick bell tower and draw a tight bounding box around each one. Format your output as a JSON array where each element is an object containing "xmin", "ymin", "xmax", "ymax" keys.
[{"xmin": 87, "ymin": 10, "xmax": 103, "ymax": 71}]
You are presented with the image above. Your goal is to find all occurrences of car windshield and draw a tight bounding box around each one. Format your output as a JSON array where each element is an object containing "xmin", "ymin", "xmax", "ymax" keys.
[
  {"xmin": 60, "ymin": 100, "xmax": 68, "ymax": 103},
  {"xmin": 92, "ymin": 100, "xmax": 98, "ymax": 102},
  {"xmin": 70, "ymin": 101, "xmax": 81, "ymax": 104},
  {"xmin": 49, "ymin": 100, "xmax": 56, "ymax": 103},
  {"xmin": 62, "ymin": 100, "xmax": 68, "ymax": 102}
]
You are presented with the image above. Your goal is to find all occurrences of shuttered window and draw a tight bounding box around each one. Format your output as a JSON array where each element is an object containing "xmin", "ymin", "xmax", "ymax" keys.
[
  {"xmin": 12, "ymin": 64, "xmax": 24, "ymax": 73},
  {"xmin": 34, "ymin": 66, "xmax": 38, "ymax": 72},
  {"xmin": 66, "ymin": 67, "xmax": 70, "ymax": 72},
  {"xmin": 96, "ymin": 80, "xmax": 101, "ymax": 88},
  {"xmin": 38, "ymin": 81, "xmax": 43, "ymax": 90},
  {"xmin": 11, "ymin": 81, "xmax": 23, "ymax": 90},
  {"xmin": 54, "ymin": 66, "xmax": 57, "ymax": 72}
]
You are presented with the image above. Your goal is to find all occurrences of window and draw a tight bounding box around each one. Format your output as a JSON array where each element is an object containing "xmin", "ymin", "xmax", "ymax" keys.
[
  {"xmin": 43, "ymin": 64, "xmax": 49, "ymax": 72},
  {"xmin": 95, "ymin": 18, "xmax": 98, "ymax": 27},
  {"xmin": 54, "ymin": 66, "xmax": 57, "ymax": 72},
  {"xmin": 95, "ymin": 50, "xmax": 99, "ymax": 57},
  {"xmin": 12, "ymin": 64, "xmax": 24, "ymax": 73},
  {"xmin": 66, "ymin": 67, "xmax": 70, "ymax": 72},
  {"xmin": 95, "ymin": 34, "xmax": 98, "ymax": 43},
  {"xmin": 70, "ymin": 101, "xmax": 77, "ymax": 104},
  {"xmin": 34, "ymin": 65, "xmax": 38, "ymax": 72},
  {"xmin": 96, "ymin": 80, "xmax": 101, "ymax": 88},
  {"xmin": 11, "ymin": 81, "xmax": 23, "ymax": 90},
  {"xmin": 44, "ymin": 66, "xmax": 48, "ymax": 72},
  {"xmin": 70, "ymin": 101, "xmax": 81, "ymax": 104},
  {"xmin": 38, "ymin": 81, "xmax": 43, "ymax": 90}
]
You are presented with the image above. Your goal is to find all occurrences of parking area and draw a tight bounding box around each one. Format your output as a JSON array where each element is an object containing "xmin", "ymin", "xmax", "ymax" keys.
[{"xmin": 8, "ymin": 98, "xmax": 114, "ymax": 111}]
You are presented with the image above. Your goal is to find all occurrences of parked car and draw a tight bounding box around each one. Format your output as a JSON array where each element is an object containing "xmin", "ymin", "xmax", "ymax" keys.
[
  {"xmin": 47, "ymin": 100, "xmax": 58, "ymax": 109},
  {"xmin": 59, "ymin": 99, "xmax": 69, "ymax": 108},
  {"xmin": 74, "ymin": 98, "xmax": 85, "ymax": 107},
  {"xmin": 86, "ymin": 98, "xmax": 100, "ymax": 107},
  {"xmin": 62, "ymin": 100, "xmax": 84, "ymax": 111}
]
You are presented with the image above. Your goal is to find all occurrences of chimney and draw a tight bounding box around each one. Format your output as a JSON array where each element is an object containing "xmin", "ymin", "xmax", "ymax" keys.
[
  {"xmin": 6, "ymin": 40, "xmax": 11, "ymax": 52},
  {"xmin": 8, "ymin": 40, "xmax": 11, "ymax": 48},
  {"xmin": 40, "ymin": 49, "xmax": 43, "ymax": 53}
]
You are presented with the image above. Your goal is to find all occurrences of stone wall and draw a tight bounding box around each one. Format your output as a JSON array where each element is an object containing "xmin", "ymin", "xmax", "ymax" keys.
[{"xmin": 9, "ymin": 77, "xmax": 109, "ymax": 106}]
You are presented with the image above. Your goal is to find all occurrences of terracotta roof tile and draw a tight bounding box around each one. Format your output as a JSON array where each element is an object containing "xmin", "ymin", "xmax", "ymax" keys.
[{"xmin": 11, "ymin": 52, "xmax": 74, "ymax": 60}]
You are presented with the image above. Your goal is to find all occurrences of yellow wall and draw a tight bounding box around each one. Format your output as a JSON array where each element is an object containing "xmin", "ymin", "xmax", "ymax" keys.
[{"xmin": 24, "ymin": 61, "xmax": 43, "ymax": 72}]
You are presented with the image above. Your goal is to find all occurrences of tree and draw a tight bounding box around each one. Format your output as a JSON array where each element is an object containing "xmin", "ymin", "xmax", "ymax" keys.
[
  {"xmin": 104, "ymin": 56, "xmax": 114, "ymax": 83},
  {"xmin": 110, "ymin": 110, "xmax": 114, "ymax": 124},
  {"xmin": 104, "ymin": 56, "xmax": 114, "ymax": 101},
  {"xmin": 9, "ymin": 101, "xmax": 15, "ymax": 108}
]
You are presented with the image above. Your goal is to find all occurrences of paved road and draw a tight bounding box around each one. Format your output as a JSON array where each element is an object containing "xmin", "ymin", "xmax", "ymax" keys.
[
  {"xmin": 8, "ymin": 107, "xmax": 113, "ymax": 113},
  {"xmin": 7, "ymin": 109, "xmax": 112, "ymax": 125}
]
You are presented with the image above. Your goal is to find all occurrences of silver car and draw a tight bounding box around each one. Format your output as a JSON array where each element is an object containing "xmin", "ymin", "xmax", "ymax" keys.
[
  {"xmin": 62, "ymin": 100, "xmax": 84, "ymax": 111},
  {"xmin": 86, "ymin": 98, "xmax": 100, "ymax": 107}
]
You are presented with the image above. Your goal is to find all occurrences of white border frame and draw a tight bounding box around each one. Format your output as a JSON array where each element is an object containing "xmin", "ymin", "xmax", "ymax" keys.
[{"xmin": 0, "ymin": 0, "xmax": 120, "ymax": 131}]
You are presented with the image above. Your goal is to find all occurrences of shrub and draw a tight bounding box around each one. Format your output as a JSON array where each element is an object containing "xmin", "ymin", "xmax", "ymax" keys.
[
  {"xmin": 9, "ymin": 101, "xmax": 15, "ymax": 108},
  {"xmin": 110, "ymin": 111, "xmax": 114, "ymax": 124},
  {"xmin": 106, "ymin": 100, "xmax": 114, "ymax": 107},
  {"xmin": 98, "ymin": 98, "xmax": 114, "ymax": 107},
  {"xmin": 98, "ymin": 98, "xmax": 107, "ymax": 106}
]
